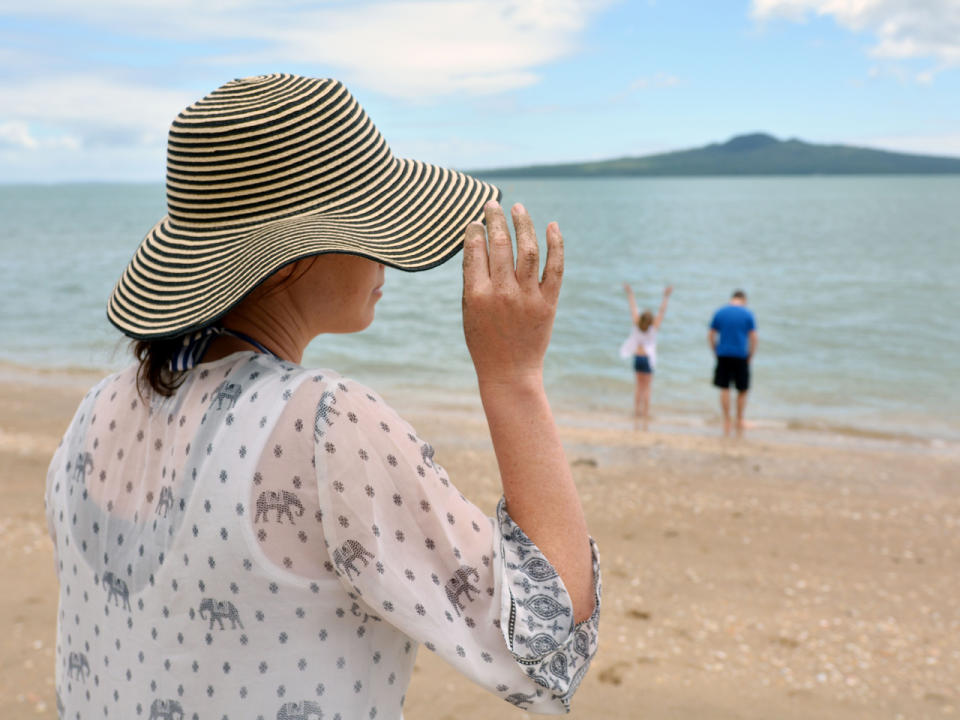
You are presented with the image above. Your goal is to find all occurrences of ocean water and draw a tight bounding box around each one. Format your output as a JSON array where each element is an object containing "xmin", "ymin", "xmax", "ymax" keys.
[{"xmin": 1, "ymin": 177, "xmax": 958, "ymax": 441}]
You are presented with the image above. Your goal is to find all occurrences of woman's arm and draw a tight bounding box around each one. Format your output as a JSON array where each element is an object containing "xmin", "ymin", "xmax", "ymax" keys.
[
  {"xmin": 311, "ymin": 376, "xmax": 599, "ymax": 712},
  {"xmin": 462, "ymin": 202, "xmax": 595, "ymax": 622},
  {"xmin": 623, "ymin": 282, "xmax": 639, "ymax": 325},
  {"xmin": 654, "ymin": 285, "xmax": 673, "ymax": 328}
]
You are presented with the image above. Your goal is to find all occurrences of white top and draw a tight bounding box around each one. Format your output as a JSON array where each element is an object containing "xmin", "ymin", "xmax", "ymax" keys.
[
  {"xmin": 45, "ymin": 352, "xmax": 601, "ymax": 720},
  {"xmin": 619, "ymin": 326, "xmax": 658, "ymax": 367}
]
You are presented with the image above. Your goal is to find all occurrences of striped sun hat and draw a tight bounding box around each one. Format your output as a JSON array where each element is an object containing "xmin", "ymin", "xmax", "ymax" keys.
[{"xmin": 107, "ymin": 73, "xmax": 500, "ymax": 340}]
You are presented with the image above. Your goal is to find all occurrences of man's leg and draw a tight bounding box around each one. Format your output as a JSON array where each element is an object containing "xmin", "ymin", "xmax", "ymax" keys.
[
  {"xmin": 714, "ymin": 357, "xmax": 732, "ymax": 436},
  {"xmin": 735, "ymin": 357, "xmax": 750, "ymax": 436},
  {"xmin": 720, "ymin": 389, "xmax": 731, "ymax": 436},
  {"xmin": 736, "ymin": 391, "xmax": 748, "ymax": 435}
]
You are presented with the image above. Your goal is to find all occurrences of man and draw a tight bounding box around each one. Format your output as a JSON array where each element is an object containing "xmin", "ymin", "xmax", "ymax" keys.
[{"xmin": 709, "ymin": 290, "xmax": 757, "ymax": 436}]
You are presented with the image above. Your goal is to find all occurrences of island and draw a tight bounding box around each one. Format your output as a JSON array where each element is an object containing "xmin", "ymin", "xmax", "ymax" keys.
[{"xmin": 471, "ymin": 133, "xmax": 960, "ymax": 177}]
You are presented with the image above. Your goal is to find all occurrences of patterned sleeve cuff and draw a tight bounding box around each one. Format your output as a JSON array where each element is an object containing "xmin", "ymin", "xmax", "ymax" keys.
[{"xmin": 496, "ymin": 498, "xmax": 602, "ymax": 709}]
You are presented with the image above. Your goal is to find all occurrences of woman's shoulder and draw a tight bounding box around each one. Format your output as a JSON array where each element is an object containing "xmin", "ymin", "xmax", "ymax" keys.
[
  {"xmin": 191, "ymin": 352, "xmax": 343, "ymax": 396},
  {"xmin": 78, "ymin": 364, "xmax": 139, "ymax": 408},
  {"xmin": 275, "ymin": 363, "xmax": 416, "ymax": 456},
  {"xmin": 257, "ymin": 358, "xmax": 397, "ymax": 420}
]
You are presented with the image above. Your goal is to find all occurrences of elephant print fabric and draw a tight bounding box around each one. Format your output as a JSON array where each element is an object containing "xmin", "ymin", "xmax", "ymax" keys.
[
  {"xmin": 199, "ymin": 598, "xmax": 244, "ymax": 630},
  {"xmin": 332, "ymin": 539, "xmax": 374, "ymax": 580},
  {"xmin": 66, "ymin": 651, "xmax": 90, "ymax": 680},
  {"xmin": 148, "ymin": 698, "xmax": 184, "ymax": 720},
  {"xmin": 445, "ymin": 565, "xmax": 481, "ymax": 616},
  {"xmin": 254, "ymin": 489, "xmax": 305, "ymax": 523},
  {"xmin": 45, "ymin": 352, "xmax": 601, "ymax": 719}
]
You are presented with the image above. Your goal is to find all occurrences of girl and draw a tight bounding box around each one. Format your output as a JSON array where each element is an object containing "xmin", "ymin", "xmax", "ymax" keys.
[{"xmin": 621, "ymin": 284, "xmax": 672, "ymax": 427}]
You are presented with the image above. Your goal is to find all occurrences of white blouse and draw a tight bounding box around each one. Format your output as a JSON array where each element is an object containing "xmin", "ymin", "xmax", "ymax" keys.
[
  {"xmin": 619, "ymin": 326, "xmax": 658, "ymax": 367},
  {"xmin": 45, "ymin": 352, "xmax": 601, "ymax": 719}
]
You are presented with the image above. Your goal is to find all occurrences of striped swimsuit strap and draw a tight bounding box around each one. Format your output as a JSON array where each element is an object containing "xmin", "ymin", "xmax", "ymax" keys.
[{"xmin": 169, "ymin": 327, "xmax": 279, "ymax": 372}]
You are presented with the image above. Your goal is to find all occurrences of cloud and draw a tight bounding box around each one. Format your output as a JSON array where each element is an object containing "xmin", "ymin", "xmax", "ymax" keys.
[
  {"xmin": 0, "ymin": 122, "xmax": 39, "ymax": 150},
  {"xmin": 0, "ymin": 1, "xmax": 612, "ymax": 178},
  {"xmin": 7, "ymin": 0, "xmax": 612, "ymax": 99},
  {"xmin": 0, "ymin": 121, "xmax": 79, "ymax": 151},
  {"xmin": 610, "ymin": 72, "xmax": 680, "ymax": 102},
  {"xmin": 751, "ymin": 0, "xmax": 960, "ymax": 80},
  {"xmin": 0, "ymin": 76, "xmax": 194, "ymax": 149},
  {"xmin": 245, "ymin": 0, "xmax": 608, "ymax": 98}
]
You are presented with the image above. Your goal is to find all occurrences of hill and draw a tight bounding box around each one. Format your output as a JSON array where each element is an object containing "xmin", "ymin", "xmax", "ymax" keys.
[{"xmin": 472, "ymin": 133, "xmax": 960, "ymax": 177}]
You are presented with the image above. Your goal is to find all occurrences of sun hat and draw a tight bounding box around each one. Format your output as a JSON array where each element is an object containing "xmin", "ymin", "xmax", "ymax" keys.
[{"xmin": 107, "ymin": 73, "xmax": 500, "ymax": 340}]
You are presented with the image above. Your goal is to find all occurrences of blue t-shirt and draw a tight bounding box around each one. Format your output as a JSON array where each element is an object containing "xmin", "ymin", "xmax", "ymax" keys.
[{"xmin": 710, "ymin": 305, "xmax": 756, "ymax": 358}]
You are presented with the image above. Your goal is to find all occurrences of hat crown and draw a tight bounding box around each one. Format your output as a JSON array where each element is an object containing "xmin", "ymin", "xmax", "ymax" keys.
[{"xmin": 165, "ymin": 74, "xmax": 393, "ymax": 232}]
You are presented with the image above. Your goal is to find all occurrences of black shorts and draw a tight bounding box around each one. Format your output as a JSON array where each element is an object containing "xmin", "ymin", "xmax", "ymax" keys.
[
  {"xmin": 634, "ymin": 355, "xmax": 653, "ymax": 374},
  {"xmin": 713, "ymin": 356, "xmax": 750, "ymax": 392}
]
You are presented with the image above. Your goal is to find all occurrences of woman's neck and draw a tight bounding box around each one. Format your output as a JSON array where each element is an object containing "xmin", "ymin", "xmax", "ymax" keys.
[{"xmin": 203, "ymin": 301, "xmax": 313, "ymax": 365}]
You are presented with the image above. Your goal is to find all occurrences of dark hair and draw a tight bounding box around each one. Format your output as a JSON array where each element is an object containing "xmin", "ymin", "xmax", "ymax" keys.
[
  {"xmin": 731, "ymin": 289, "xmax": 747, "ymax": 300},
  {"xmin": 133, "ymin": 336, "xmax": 189, "ymax": 399}
]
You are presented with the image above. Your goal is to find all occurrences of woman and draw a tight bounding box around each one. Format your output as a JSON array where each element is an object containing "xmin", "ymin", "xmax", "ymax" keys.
[
  {"xmin": 620, "ymin": 283, "xmax": 672, "ymax": 426},
  {"xmin": 45, "ymin": 74, "xmax": 600, "ymax": 719}
]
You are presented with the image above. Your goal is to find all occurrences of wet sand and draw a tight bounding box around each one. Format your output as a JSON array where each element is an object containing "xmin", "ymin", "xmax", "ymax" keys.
[{"xmin": 2, "ymin": 366, "xmax": 958, "ymax": 719}]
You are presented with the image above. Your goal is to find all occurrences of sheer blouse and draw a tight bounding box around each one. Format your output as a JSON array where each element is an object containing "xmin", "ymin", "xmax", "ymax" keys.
[
  {"xmin": 619, "ymin": 326, "xmax": 658, "ymax": 367},
  {"xmin": 45, "ymin": 351, "xmax": 601, "ymax": 719}
]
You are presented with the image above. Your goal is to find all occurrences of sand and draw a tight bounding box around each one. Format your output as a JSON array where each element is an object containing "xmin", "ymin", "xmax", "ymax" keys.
[{"xmin": 1, "ymin": 365, "xmax": 958, "ymax": 719}]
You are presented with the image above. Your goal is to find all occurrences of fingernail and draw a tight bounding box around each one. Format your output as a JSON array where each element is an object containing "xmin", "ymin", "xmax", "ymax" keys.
[
  {"xmin": 514, "ymin": 203, "xmax": 526, "ymax": 214},
  {"xmin": 485, "ymin": 200, "xmax": 500, "ymax": 210}
]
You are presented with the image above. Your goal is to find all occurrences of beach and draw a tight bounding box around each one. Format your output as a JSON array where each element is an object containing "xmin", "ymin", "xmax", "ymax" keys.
[
  {"xmin": 2, "ymin": 366, "xmax": 957, "ymax": 719},
  {"xmin": 5, "ymin": 0, "xmax": 960, "ymax": 716}
]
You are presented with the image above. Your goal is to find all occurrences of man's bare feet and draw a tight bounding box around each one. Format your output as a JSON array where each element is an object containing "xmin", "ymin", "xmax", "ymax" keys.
[{"xmin": 723, "ymin": 417, "xmax": 732, "ymax": 436}]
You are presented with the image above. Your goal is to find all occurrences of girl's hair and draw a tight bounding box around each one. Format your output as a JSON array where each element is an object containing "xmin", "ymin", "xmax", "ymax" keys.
[
  {"xmin": 638, "ymin": 310, "xmax": 654, "ymax": 332},
  {"xmin": 132, "ymin": 257, "xmax": 320, "ymax": 398}
]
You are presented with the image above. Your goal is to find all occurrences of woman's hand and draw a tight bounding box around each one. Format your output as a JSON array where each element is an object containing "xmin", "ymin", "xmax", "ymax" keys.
[
  {"xmin": 461, "ymin": 201, "xmax": 595, "ymax": 623},
  {"xmin": 462, "ymin": 201, "xmax": 562, "ymax": 388}
]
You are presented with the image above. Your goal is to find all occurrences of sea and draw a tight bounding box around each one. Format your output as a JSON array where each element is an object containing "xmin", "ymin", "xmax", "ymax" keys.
[{"xmin": 1, "ymin": 177, "xmax": 958, "ymax": 443}]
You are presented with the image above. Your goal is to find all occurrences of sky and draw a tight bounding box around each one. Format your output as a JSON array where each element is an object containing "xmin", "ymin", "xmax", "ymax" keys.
[{"xmin": 1, "ymin": 0, "xmax": 959, "ymax": 182}]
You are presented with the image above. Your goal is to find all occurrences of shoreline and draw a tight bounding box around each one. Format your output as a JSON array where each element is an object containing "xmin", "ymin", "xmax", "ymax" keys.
[{"xmin": 2, "ymin": 358, "xmax": 956, "ymax": 456}]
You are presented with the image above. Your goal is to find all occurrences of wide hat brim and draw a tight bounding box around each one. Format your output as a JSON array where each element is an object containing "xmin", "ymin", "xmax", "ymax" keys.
[
  {"xmin": 108, "ymin": 159, "xmax": 499, "ymax": 339},
  {"xmin": 106, "ymin": 75, "xmax": 500, "ymax": 340}
]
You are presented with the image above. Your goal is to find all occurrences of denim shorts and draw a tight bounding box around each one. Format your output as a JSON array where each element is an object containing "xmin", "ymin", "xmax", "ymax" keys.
[{"xmin": 634, "ymin": 355, "xmax": 653, "ymax": 374}]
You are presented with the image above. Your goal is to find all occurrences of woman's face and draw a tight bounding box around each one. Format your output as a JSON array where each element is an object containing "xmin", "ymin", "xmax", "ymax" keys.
[{"xmin": 286, "ymin": 253, "xmax": 385, "ymax": 335}]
